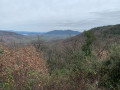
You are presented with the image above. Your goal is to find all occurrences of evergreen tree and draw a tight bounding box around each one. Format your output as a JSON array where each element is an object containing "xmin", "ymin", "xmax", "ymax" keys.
[{"xmin": 82, "ymin": 30, "xmax": 96, "ymax": 56}]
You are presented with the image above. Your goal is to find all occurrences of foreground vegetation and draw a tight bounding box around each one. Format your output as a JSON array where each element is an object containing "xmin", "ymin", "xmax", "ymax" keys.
[{"xmin": 0, "ymin": 29, "xmax": 120, "ymax": 90}]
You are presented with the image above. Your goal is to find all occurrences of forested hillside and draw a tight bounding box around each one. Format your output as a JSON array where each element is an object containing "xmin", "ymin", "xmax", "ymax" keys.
[{"xmin": 1, "ymin": 24, "xmax": 120, "ymax": 90}]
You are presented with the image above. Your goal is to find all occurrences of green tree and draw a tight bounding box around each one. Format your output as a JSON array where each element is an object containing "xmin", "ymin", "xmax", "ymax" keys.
[{"xmin": 82, "ymin": 30, "xmax": 96, "ymax": 56}]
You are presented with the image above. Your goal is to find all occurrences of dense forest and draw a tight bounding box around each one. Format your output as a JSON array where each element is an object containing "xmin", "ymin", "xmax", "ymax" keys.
[{"xmin": 0, "ymin": 24, "xmax": 120, "ymax": 90}]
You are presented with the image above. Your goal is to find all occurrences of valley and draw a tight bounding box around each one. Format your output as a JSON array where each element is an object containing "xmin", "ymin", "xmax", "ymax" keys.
[{"xmin": 0, "ymin": 24, "xmax": 120, "ymax": 90}]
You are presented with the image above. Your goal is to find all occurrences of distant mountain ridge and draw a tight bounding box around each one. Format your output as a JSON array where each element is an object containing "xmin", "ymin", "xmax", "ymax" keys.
[
  {"xmin": 0, "ymin": 30, "xmax": 45, "ymax": 35},
  {"xmin": 0, "ymin": 30, "xmax": 81, "ymax": 42},
  {"xmin": 0, "ymin": 30, "xmax": 28, "ymax": 42},
  {"xmin": 0, "ymin": 30, "xmax": 80, "ymax": 36},
  {"xmin": 45, "ymin": 30, "xmax": 80, "ymax": 35},
  {"xmin": 12, "ymin": 31, "xmax": 45, "ymax": 35}
]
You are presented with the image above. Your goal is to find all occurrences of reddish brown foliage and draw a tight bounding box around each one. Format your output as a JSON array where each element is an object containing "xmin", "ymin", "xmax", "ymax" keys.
[{"xmin": 0, "ymin": 43, "xmax": 48, "ymax": 81}]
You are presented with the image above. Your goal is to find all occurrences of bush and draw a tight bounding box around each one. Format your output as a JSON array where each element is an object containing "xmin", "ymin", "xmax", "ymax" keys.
[
  {"xmin": 99, "ymin": 44, "xmax": 120, "ymax": 89},
  {"xmin": 82, "ymin": 30, "xmax": 96, "ymax": 56}
]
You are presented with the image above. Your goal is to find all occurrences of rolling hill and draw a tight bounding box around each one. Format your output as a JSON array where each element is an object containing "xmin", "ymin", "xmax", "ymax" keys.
[
  {"xmin": 45, "ymin": 30, "xmax": 80, "ymax": 35},
  {"xmin": 63, "ymin": 24, "xmax": 120, "ymax": 43},
  {"xmin": 7, "ymin": 30, "xmax": 81, "ymax": 41},
  {"xmin": 40, "ymin": 30, "xmax": 81, "ymax": 41},
  {"xmin": 54, "ymin": 24, "xmax": 120, "ymax": 55},
  {"xmin": 0, "ymin": 30, "xmax": 28, "ymax": 43}
]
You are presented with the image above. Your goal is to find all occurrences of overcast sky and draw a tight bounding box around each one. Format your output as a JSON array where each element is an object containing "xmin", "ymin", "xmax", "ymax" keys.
[{"xmin": 0, "ymin": 0, "xmax": 120, "ymax": 32}]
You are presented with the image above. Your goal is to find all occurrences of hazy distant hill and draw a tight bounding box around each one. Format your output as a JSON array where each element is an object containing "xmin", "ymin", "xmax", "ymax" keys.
[
  {"xmin": 45, "ymin": 30, "xmax": 80, "ymax": 35},
  {"xmin": 12, "ymin": 31, "xmax": 45, "ymax": 35},
  {"xmin": 12, "ymin": 30, "xmax": 80, "ymax": 36},
  {"xmin": 0, "ymin": 30, "xmax": 28, "ymax": 42},
  {"xmin": 0, "ymin": 30, "xmax": 45, "ymax": 35},
  {"xmin": 37, "ymin": 30, "xmax": 81, "ymax": 41},
  {"xmin": 13, "ymin": 30, "xmax": 81, "ymax": 41}
]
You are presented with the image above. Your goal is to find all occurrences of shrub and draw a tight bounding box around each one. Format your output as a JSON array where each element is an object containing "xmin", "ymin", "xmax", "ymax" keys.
[
  {"xmin": 99, "ymin": 43, "xmax": 120, "ymax": 89},
  {"xmin": 82, "ymin": 30, "xmax": 96, "ymax": 56}
]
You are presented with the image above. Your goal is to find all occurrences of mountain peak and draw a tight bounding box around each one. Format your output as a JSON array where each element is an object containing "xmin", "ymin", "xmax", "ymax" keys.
[{"xmin": 45, "ymin": 30, "xmax": 80, "ymax": 35}]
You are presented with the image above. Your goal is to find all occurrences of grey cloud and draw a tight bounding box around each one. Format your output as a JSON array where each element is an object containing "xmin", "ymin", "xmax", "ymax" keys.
[
  {"xmin": 56, "ymin": 10, "xmax": 120, "ymax": 31},
  {"xmin": 0, "ymin": 0, "xmax": 120, "ymax": 32}
]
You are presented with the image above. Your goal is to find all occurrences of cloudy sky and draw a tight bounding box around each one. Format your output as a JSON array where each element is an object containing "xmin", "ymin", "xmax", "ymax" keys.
[{"xmin": 0, "ymin": 0, "xmax": 120, "ymax": 32}]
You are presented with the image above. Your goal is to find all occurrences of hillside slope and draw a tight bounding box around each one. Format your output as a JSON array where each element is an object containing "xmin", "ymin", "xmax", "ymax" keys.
[
  {"xmin": 0, "ymin": 31, "xmax": 28, "ymax": 42},
  {"xmin": 54, "ymin": 24, "xmax": 120, "ymax": 57},
  {"xmin": 64, "ymin": 24, "xmax": 120, "ymax": 43}
]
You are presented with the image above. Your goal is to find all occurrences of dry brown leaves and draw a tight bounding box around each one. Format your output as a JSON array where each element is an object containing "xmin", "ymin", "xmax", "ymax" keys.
[{"xmin": 0, "ymin": 43, "xmax": 48, "ymax": 79}]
